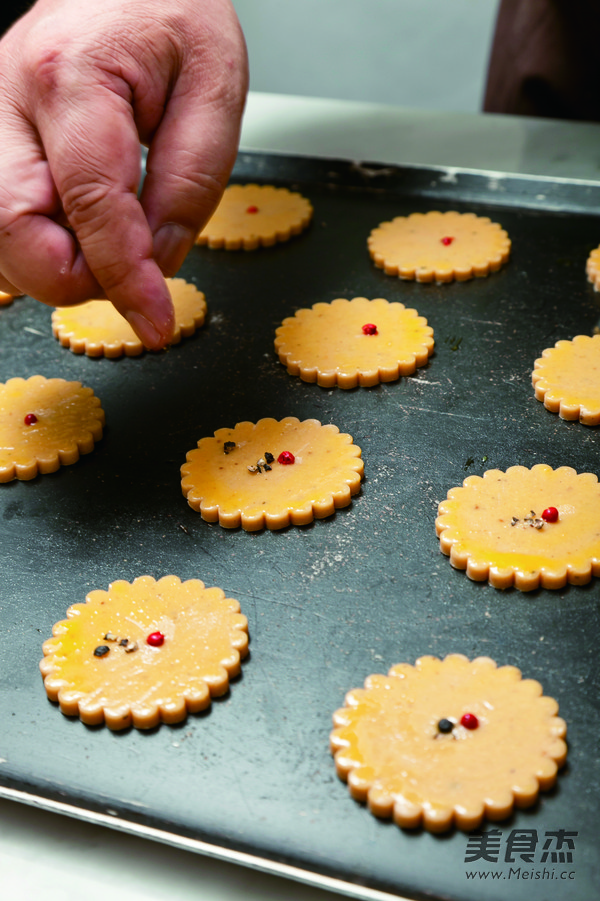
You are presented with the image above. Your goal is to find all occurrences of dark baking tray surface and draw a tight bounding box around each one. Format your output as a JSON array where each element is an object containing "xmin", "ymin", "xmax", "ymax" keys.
[{"xmin": 1, "ymin": 151, "xmax": 599, "ymax": 901}]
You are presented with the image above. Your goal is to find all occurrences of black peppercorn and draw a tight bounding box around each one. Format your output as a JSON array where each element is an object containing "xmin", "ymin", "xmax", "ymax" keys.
[{"xmin": 437, "ymin": 717, "xmax": 454, "ymax": 734}]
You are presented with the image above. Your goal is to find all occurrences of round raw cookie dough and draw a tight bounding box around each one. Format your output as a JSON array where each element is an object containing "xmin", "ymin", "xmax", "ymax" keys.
[
  {"xmin": 181, "ymin": 416, "xmax": 364, "ymax": 531},
  {"xmin": 196, "ymin": 184, "xmax": 313, "ymax": 250},
  {"xmin": 532, "ymin": 333, "xmax": 600, "ymax": 425},
  {"xmin": 368, "ymin": 210, "xmax": 511, "ymax": 283},
  {"xmin": 586, "ymin": 242, "xmax": 600, "ymax": 289},
  {"xmin": 0, "ymin": 375, "xmax": 105, "ymax": 482},
  {"xmin": 330, "ymin": 654, "xmax": 567, "ymax": 833},
  {"xmin": 274, "ymin": 297, "xmax": 434, "ymax": 388},
  {"xmin": 436, "ymin": 463, "xmax": 600, "ymax": 590},
  {"xmin": 40, "ymin": 575, "xmax": 249, "ymax": 730},
  {"xmin": 51, "ymin": 278, "xmax": 207, "ymax": 357}
]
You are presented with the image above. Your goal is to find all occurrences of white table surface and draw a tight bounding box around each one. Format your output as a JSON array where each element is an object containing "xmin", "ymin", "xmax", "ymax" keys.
[{"xmin": 3, "ymin": 92, "xmax": 600, "ymax": 901}]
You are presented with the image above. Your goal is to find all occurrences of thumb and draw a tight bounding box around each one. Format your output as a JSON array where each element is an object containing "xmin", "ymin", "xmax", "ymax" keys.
[{"xmin": 141, "ymin": 29, "xmax": 248, "ymax": 274}]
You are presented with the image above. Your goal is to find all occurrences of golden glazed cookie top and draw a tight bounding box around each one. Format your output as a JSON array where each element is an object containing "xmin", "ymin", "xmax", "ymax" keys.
[
  {"xmin": 196, "ymin": 184, "xmax": 313, "ymax": 250},
  {"xmin": 40, "ymin": 575, "xmax": 249, "ymax": 731},
  {"xmin": 274, "ymin": 297, "xmax": 434, "ymax": 388},
  {"xmin": 368, "ymin": 210, "xmax": 510, "ymax": 282},
  {"xmin": 436, "ymin": 463, "xmax": 600, "ymax": 590},
  {"xmin": 532, "ymin": 333, "xmax": 600, "ymax": 425},
  {"xmin": 0, "ymin": 375, "xmax": 104, "ymax": 482},
  {"xmin": 331, "ymin": 654, "xmax": 566, "ymax": 833},
  {"xmin": 181, "ymin": 417, "xmax": 363, "ymax": 531}
]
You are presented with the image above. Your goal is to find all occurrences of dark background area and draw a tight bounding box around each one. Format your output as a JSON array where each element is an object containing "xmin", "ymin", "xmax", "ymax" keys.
[{"xmin": 0, "ymin": 1, "xmax": 30, "ymax": 36}]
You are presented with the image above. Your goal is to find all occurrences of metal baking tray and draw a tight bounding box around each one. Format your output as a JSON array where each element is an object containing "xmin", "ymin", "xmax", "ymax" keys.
[{"xmin": 1, "ymin": 151, "xmax": 599, "ymax": 901}]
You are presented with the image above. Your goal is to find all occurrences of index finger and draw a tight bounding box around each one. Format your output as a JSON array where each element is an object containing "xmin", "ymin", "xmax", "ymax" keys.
[{"xmin": 35, "ymin": 82, "xmax": 175, "ymax": 349}]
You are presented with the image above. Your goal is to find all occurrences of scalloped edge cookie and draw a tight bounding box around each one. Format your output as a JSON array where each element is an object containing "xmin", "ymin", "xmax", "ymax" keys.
[
  {"xmin": 51, "ymin": 278, "xmax": 207, "ymax": 357},
  {"xmin": 196, "ymin": 184, "xmax": 313, "ymax": 250},
  {"xmin": 39, "ymin": 575, "xmax": 249, "ymax": 730},
  {"xmin": 331, "ymin": 654, "xmax": 567, "ymax": 833},
  {"xmin": 0, "ymin": 375, "xmax": 105, "ymax": 482},
  {"xmin": 274, "ymin": 297, "xmax": 434, "ymax": 388},
  {"xmin": 368, "ymin": 210, "xmax": 511, "ymax": 282},
  {"xmin": 532, "ymin": 333, "xmax": 600, "ymax": 425},
  {"xmin": 436, "ymin": 463, "xmax": 600, "ymax": 590},
  {"xmin": 181, "ymin": 416, "xmax": 364, "ymax": 531},
  {"xmin": 586, "ymin": 243, "xmax": 600, "ymax": 289}
]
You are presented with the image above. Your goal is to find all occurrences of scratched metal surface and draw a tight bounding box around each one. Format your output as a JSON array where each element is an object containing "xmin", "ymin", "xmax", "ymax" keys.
[{"xmin": 1, "ymin": 153, "xmax": 599, "ymax": 901}]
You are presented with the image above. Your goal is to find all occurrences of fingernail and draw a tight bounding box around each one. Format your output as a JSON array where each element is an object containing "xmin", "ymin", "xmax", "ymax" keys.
[
  {"xmin": 126, "ymin": 311, "xmax": 166, "ymax": 349},
  {"xmin": 153, "ymin": 224, "xmax": 195, "ymax": 276}
]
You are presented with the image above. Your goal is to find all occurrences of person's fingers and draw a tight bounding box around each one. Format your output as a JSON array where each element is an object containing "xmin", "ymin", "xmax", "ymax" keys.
[
  {"xmin": 0, "ymin": 116, "xmax": 105, "ymax": 304},
  {"xmin": 141, "ymin": 11, "xmax": 248, "ymax": 276},
  {"xmin": 33, "ymin": 81, "xmax": 174, "ymax": 348},
  {"xmin": 0, "ymin": 273, "xmax": 24, "ymax": 295},
  {"xmin": 0, "ymin": 0, "xmax": 248, "ymax": 346},
  {"xmin": 0, "ymin": 213, "xmax": 107, "ymax": 304},
  {"xmin": 144, "ymin": 89, "xmax": 248, "ymax": 277}
]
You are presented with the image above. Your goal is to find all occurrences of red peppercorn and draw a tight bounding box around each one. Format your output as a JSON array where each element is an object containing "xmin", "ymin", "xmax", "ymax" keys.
[
  {"xmin": 246, "ymin": 205, "xmax": 259, "ymax": 214},
  {"xmin": 24, "ymin": 413, "xmax": 38, "ymax": 425},
  {"xmin": 460, "ymin": 713, "xmax": 479, "ymax": 730},
  {"xmin": 277, "ymin": 451, "xmax": 295, "ymax": 465},
  {"xmin": 362, "ymin": 323, "xmax": 378, "ymax": 335},
  {"xmin": 441, "ymin": 236, "xmax": 454, "ymax": 246},
  {"xmin": 146, "ymin": 631, "xmax": 165, "ymax": 647},
  {"xmin": 541, "ymin": 507, "xmax": 559, "ymax": 523}
]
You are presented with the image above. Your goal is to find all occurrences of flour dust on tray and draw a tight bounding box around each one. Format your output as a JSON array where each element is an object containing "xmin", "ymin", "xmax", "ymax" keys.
[
  {"xmin": 0, "ymin": 375, "xmax": 105, "ymax": 482},
  {"xmin": 368, "ymin": 210, "xmax": 510, "ymax": 283},
  {"xmin": 181, "ymin": 417, "xmax": 364, "ymax": 531},
  {"xmin": 40, "ymin": 575, "xmax": 249, "ymax": 730},
  {"xmin": 51, "ymin": 278, "xmax": 207, "ymax": 357},
  {"xmin": 274, "ymin": 297, "xmax": 434, "ymax": 388},
  {"xmin": 436, "ymin": 463, "xmax": 600, "ymax": 590},
  {"xmin": 196, "ymin": 184, "xmax": 313, "ymax": 250},
  {"xmin": 331, "ymin": 654, "xmax": 567, "ymax": 833}
]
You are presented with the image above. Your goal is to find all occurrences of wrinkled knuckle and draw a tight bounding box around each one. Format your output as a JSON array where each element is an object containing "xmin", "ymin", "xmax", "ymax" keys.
[
  {"xmin": 180, "ymin": 168, "xmax": 224, "ymax": 206},
  {"xmin": 0, "ymin": 195, "xmax": 19, "ymax": 232},
  {"xmin": 89, "ymin": 257, "xmax": 129, "ymax": 293},
  {"xmin": 156, "ymin": 167, "xmax": 225, "ymax": 231},
  {"xmin": 24, "ymin": 39, "xmax": 78, "ymax": 103},
  {"xmin": 30, "ymin": 46, "xmax": 64, "ymax": 93},
  {"xmin": 60, "ymin": 178, "xmax": 112, "ymax": 230}
]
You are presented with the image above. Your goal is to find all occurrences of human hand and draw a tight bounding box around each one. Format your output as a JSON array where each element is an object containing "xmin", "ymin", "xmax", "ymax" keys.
[{"xmin": 0, "ymin": 0, "xmax": 248, "ymax": 348}]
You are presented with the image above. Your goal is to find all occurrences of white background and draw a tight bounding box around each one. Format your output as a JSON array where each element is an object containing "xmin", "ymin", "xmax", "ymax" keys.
[{"xmin": 233, "ymin": 0, "xmax": 500, "ymax": 112}]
